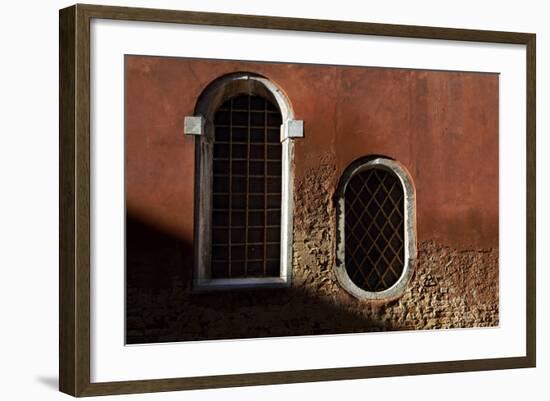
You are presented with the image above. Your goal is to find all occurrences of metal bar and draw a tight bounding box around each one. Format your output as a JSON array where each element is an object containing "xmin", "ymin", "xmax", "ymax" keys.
[
  {"xmin": 213, "ymin": 241, "xmax": 282, "ymax": 247},
  {"xmin": 215, "ymin": 124, "xmax": 282, "ymax": 129},
  {"xmin": 213, "ymin": 157, "xmax": 282, "ymax": 162},
  {"xmin": 213, "ymin": 192, "xmax": 281, "ymax": 196},
  {"xmin": 244, "ymin": 95, "xmax": 251, "ymax": 276},
  {"xmin": 263, "ymin": 98, "xmax": 268, "ymax": 276},
  {"xmin": 217, "ymin": 108, "xmax": 280, "ymax": 114},
  {"xmin": 227, "ymin": 97, "xmax": 233, "ymax": 277},
  {"xmin": 213, "ymin": 224, "xmax": 281, "ymax": 229},
  {"xmin": 213, "ymin": 208, "xmax": 281, "ymax": 212},
  {"xmin": 213, "ymin": 174, "xmax": 282, "ymax": 179},
  {"xmin": 212, "ymin": 258, "xmax": 282, "ymax": 263}
]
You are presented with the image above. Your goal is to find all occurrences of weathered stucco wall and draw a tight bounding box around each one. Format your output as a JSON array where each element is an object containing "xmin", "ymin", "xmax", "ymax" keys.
[{"xmin": 125, "ymin": 56, "xmax": 499, "ymax": 344}]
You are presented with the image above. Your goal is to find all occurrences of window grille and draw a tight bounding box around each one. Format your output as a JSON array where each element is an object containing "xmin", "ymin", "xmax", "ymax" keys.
[
  {"xmin": 344, "ymin": 167, "xmax": 405, "ymax": 292},
  {"xmin": 211, "ymin": 94, "xmax": 282, "ymax": 278}
]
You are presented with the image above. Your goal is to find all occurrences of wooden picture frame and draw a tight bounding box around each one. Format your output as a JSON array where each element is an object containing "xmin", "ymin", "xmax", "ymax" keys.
[{"xmin": 59, "ymin": 3, "xmax": 536, "ymax": 397}]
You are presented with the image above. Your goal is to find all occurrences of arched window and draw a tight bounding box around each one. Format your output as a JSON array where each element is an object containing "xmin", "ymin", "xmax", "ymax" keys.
[
  {"xmin": 335, "ymin": 157, "xmax": 416, "ymax": 300},
  {"xmin": 184, "ymin": 73, "xmax": 303, "ymax": 290}
]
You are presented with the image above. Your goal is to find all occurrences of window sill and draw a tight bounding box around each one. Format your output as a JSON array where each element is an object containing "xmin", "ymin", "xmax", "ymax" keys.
[{"xmin": 193, "ymin": 277, "xmax": 291, "ymax": 292}]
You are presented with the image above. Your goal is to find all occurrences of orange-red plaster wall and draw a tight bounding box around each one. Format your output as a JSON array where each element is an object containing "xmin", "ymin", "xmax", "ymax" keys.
[{"xmin": 125, "ymin": 56, "xmax": 499, "ymax": 250}]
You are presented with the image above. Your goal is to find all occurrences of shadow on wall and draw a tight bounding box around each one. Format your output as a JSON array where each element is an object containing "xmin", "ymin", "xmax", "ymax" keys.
[{"xmin": 126, "ymin": 213, "xmax": 399, "ymax": 344}]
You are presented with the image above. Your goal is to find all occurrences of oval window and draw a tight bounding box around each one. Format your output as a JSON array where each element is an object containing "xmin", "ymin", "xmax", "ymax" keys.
[{"xmin": 335, "ymin": 157, "xmax": 416, "ymax": 300}]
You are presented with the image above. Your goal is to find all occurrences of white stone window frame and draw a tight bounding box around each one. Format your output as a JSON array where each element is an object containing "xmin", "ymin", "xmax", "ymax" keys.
[
  {"xmin": 334, "ymin": 157, "xmax": 417, "ymax": 300},
  {"xmin": 184, "ymin": 72, "xmax": 303, "ymax": 291}
]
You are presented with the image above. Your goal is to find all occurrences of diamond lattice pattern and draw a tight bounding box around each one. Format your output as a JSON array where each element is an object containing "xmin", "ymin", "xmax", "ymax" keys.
[{"xmin": 345, "ymin": 167, "xmax": 405, "ymax": 292}]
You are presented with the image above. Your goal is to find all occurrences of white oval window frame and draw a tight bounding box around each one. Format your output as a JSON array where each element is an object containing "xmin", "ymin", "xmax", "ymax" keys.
[{"xmin": 334, "ymin": 157, "xmax": 417, "ymax": 301}]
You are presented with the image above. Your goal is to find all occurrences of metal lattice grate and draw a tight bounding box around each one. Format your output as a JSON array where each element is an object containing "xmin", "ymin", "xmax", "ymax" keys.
[
  {"xmin": 211, "ymin": 94, "xmax": 282, "ymax": 278},
  {"xmin": 344, "ymin": 168, "xmax": 405, "ymax": 292}
]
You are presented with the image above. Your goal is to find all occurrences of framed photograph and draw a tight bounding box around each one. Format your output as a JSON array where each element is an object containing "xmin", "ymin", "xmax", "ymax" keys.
[{"xmin": 59, "ymin": 3, "xmax": 536, "ymax": 397}]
